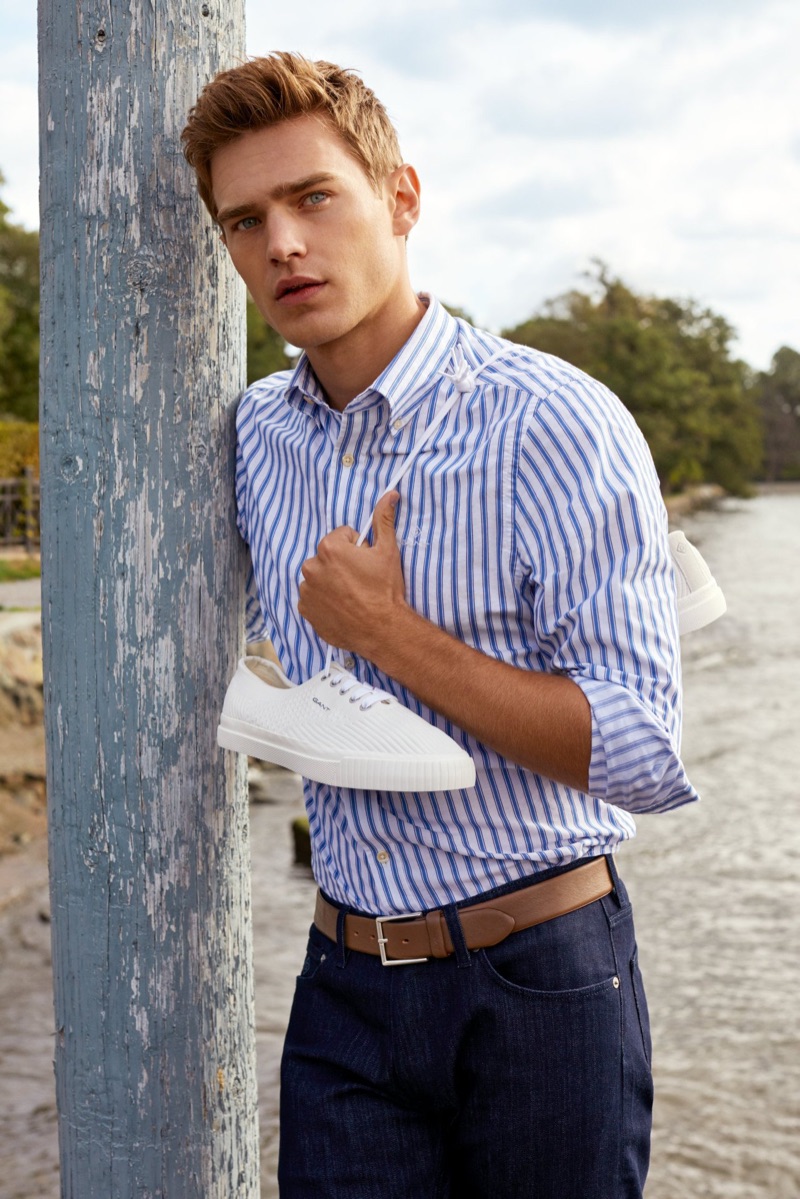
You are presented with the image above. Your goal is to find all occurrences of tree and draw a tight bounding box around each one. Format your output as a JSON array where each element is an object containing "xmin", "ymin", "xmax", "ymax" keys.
[
  {"xmin": 753, "ymin": 346, "xmax": 800, "ymax": 481},
  {"xmin": 503, "ymin": 264, "xmax": 763, "ymax": 495},
  {"xmin": 0, "ymin": 177, "xmax": 39, "ymax": 422}
]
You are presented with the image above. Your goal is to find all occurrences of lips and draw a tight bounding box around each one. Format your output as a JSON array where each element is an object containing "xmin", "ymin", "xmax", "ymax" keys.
[{"xmin": 275, "ymin": 276, "xmax": 325, "ymax": 304}]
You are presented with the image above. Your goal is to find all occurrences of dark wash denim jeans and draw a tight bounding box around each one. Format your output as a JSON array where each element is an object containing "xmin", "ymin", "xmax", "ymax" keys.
[{"xmin": 279, "ymin": 855, "xmax": 653, "ymax": 1198}]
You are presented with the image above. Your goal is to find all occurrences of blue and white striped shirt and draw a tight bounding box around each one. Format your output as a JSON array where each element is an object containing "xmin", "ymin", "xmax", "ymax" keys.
[{"xmin": 236, "ymin": 296, "xmax": 698, "ymax": 915}]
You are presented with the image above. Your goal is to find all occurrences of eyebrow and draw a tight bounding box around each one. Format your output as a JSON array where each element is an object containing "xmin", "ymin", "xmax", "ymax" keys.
[{"xmin": 216, "ymin": 173, "xmax": 337, "ymax": 226}]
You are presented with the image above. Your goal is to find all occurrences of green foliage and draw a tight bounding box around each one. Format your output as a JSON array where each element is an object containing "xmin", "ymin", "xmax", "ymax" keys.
[
  {"xmin": 247, "ymin": 298, "xmax": 293, "ymax": 384},
  {"xmin": 0, "ymin": 420, "xmax": 39, "ymax": 478},
  {"xmin": 0, "ymin": 556, "xmax": 41, "ymax": 583},
  {"xmin": 0, "ymin": 177, "xmax": 39, "ymax": 422},
  {"xmin": 753, "ymin": 346, "xmax": 800, "ymax": 481},
  {"xmin": 503, "ymin": 263, "xmax": 763, "ymax": 496}
]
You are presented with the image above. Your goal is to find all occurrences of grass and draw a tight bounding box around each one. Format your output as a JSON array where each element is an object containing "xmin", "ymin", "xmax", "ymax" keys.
[{"xmin": 0, "ymin": 557, "xmax": 41, "ymax": 583}]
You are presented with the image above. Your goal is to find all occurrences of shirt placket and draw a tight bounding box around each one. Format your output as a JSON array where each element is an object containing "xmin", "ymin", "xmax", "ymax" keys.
[
  {"xmin": 326, "ymin": 408, "xmax": 353, "ymax": 533},
  {"xmin": 324, "ymin": 403, "xmax": 374, "ymax": 672},
  {"xmin": 327, "ymin": 400, "xmax": 388, "ymax": 530}
]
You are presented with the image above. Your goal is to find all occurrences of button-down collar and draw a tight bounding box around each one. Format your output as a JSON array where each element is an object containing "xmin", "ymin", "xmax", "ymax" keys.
[{"xmin": 284, "ymin": 294, "xmax": 461, "ymax": 418}]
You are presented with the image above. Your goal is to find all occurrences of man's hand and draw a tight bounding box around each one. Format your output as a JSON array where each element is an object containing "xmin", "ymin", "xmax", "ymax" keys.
[{"xmin": 297, "ymin": 490, "xmax": 407, "ymax": 655}]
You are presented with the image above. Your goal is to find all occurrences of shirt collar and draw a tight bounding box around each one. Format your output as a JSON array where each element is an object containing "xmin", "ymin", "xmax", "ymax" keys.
[
  {"xmin": 285, "ymin": 353, "xmax": 326, "ymax": 411},
  {"xmin": 284, "ymin": 294, "xmax": 461, "ymax": 415}
]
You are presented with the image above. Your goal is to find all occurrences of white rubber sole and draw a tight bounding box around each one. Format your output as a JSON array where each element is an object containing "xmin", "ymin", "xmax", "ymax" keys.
[
  {"xmin": 217, "ymin": 716, "xmax": 476, "ymax": 791},
  {"xmin": 677, "ymin": 581, "xmax": 727, "ymax": 635}
]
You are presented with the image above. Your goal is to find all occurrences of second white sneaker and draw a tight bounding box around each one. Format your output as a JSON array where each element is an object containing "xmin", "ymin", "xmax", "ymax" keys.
[
  {"xmin": 669, "ymin": 529, "xmax": 727, "ymax": 635},
  {"xmin": 218, "ymin": 656, "xmax": 476, "ymax": 791}
]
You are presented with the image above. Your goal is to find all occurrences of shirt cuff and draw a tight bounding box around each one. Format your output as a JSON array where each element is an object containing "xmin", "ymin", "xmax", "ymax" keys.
[{"xmin": 574, "ymin": 675, "xmax": 700, "ymax": 814}]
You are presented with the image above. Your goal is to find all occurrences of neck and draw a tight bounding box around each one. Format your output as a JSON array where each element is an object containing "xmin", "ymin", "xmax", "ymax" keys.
[{"xmin": 306, "ymin": 286, "xmax": 427, "ymax": 412}]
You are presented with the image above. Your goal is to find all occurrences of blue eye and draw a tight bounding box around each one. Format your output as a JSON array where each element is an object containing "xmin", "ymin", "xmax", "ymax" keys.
[
  {"xmin": 306, "ymin": 192, "xmax": 327, "ymax": 206},
  {"xmin": 236, "ymin": 216, "xmax": 259, "ymax": 231}
]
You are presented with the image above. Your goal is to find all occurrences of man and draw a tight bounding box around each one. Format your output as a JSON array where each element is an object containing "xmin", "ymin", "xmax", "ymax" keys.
[{"xmin": 182, "ymin": 52, "xmax": 698, "ymax": 1198}]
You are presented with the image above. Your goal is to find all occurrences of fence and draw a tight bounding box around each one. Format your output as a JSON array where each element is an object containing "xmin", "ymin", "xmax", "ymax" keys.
[{"xmin": 0, "ymin": 468, "xmax": 40, "ymax": 549}]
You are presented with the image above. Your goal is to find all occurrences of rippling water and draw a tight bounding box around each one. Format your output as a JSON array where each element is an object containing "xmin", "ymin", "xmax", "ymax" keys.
[
  {"xmin": 2, "ymin": 488, "xmax": 797, "ymax": 1197},
  {"xmin": 624, "ymin": 486, "xmax": 800, "ymax": 1199},
  {"xmin": 251, "ymin": 485, "xmax": 800, "ymax": 1197}
]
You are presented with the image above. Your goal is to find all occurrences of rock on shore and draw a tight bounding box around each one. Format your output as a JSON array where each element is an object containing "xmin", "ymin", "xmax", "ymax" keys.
[{"xmin": 0, "ymin": 615, "xmax": 46, "ymax": 857}]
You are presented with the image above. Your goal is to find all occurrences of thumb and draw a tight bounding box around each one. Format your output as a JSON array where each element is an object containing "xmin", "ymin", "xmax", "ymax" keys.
[{"xmin": 371, "ymin": 490, "xmax": 400, "ymax": 549}]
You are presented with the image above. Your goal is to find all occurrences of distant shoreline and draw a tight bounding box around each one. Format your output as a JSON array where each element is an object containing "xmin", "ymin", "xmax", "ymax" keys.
[{"xmin": 664, "ymin": 483, "xmax": 726, "ymax": 518}]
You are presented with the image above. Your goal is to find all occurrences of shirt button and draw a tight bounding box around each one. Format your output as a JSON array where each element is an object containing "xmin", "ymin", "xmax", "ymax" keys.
[
  {"xmin": 341, "ymin": 453, "xmax": 355, "ymax": 468},
  {"xmin": 343, "ymin": 655, "xmax": 355, "ymax": 669},
  {"xmin": 392, "ymin": 419, "xmax": 404, "ymax": 431},
  {"xmin": 376, "ymin": 851, "xmax": 390, "ymax": 864}
]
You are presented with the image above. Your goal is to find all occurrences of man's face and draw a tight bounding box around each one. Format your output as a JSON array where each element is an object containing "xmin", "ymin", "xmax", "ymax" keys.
[{"xmin": 211, "ymin": 115, "xmax": 415, "ymax": 353}]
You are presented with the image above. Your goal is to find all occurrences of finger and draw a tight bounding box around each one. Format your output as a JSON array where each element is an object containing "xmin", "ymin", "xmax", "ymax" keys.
[
  {"xmin": 371, "ymin": 491, "xmax": 400, "ymax": 550},
  {"xmin": 318, "ymin": 525, "xmax": 359, "ymax": 554}
]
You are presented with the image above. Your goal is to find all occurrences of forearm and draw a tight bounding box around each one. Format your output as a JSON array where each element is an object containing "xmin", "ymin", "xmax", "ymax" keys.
[{"xmin": 360, "ymin": 602, "xmax": 592, "ymax": 792}]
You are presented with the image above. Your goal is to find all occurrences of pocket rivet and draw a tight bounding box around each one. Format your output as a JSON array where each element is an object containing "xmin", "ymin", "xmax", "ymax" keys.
[
  {"xmin": 320, "ymin": 954, "xmax": 326, "ymax": 962},
  {"xmin": 612, "ymin": 976, "xmax": 620, "ymax": 988}
]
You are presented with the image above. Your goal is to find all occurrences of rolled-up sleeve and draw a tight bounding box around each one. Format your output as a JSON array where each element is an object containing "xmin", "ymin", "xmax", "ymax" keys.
[{"xmin": 515, "ymin": 372, "xmax": 699, "ymax": 814}]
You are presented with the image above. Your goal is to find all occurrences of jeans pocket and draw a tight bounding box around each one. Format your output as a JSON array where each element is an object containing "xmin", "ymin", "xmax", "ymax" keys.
[
  {"xmin": 479, "ymin": 948, "xmax": 621, "ymax": 1002},
  {"xmin": 476, "ymin": 899, "xmax": 619, "ymax": 996},
  {"xmin": 478, "ymin": 941, "xmax": 621, "ymax": 1002}
]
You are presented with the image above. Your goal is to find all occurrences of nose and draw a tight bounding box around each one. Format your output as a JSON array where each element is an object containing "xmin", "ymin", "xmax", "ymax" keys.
[{"xmin": 265, "ymin": 210, "xmax": 305, "ymax": 264}]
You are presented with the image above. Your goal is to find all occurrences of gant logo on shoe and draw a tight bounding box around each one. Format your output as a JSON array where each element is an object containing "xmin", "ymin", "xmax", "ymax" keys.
[{"xmin": 312, "ymin": 697, "xmax": 331, "ymax": 712}]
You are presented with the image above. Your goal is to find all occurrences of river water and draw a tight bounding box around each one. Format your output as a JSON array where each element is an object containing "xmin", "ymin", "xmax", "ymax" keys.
[{"xmin": 1, "ymin": 486, "xmax": 798, "ymax": 1197}]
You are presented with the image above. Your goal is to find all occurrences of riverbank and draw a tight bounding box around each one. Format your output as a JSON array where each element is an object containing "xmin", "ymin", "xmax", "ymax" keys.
[
  {"xmin": 663, "ymin": 481, "xmax": 726, "ymax": 517},
  {"xmin": 0, "ymin": 611, "xmax": 46, "ymax": 857}
]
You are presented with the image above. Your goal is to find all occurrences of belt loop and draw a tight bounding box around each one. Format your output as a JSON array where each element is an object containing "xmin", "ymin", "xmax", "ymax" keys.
[
  {"xmin": 335, "ymin": 905, "xmax": 350, "ymax": 969},
  {"xmin": 442, "ymin": 903, "xmax": 471, "ymax": 969},
  {"xmin": 604, "ymin": 852, "xmax": 623, "ymax": 907}
]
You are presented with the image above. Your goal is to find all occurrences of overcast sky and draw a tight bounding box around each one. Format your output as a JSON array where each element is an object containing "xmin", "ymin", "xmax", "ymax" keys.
[{"xmin": 1, "ymin": 0, "xmax": 798, "ymax": 369}]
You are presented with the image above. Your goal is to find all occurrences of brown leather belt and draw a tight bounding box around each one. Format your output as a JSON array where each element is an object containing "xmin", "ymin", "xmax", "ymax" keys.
[{"xmin": 314, "ymin": 855, "xmax": 613, "ymax": 966}]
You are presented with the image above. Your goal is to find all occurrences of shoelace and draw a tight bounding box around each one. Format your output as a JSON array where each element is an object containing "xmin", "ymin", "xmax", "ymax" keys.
[
  {"xmin": 353, "ymin": 343, "xmax": 507, "ymax": 548},
  {"xmin": 322, "ymin": 340, "xmax": 511, "ymax": 680},
  {"xmin": 320, "ymin": 664, "xmax": 392, "ymax": 709},
  {"xmin": 446, "ymin": 344, "xmax": 478, "ymax": 396}
]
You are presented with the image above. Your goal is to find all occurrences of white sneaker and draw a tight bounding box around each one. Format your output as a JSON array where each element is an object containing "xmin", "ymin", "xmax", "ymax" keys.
[
  {"xmin": 217, "ymin": 656, "xmax": 476, "ymax": 791},
  {"xmin": 669, "ymin": 530, "xmax": 727, "ymax": 635}
]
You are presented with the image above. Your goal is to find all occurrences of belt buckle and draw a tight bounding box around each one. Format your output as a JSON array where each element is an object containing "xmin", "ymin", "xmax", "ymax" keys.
[{"xmin": 375, "ymin": 912, "xmax": 428, "ymax": 966}]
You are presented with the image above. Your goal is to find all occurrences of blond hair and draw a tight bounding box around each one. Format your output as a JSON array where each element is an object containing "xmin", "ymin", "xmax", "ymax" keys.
[{"xmin": 181, "ymin": 52, "xmax": 402, "ymax": 221}]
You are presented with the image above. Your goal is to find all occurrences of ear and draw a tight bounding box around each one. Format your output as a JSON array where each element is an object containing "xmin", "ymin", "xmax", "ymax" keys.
[{"xmin": 388, "ymin": 164, "xmax": 421, "ymax": 238}]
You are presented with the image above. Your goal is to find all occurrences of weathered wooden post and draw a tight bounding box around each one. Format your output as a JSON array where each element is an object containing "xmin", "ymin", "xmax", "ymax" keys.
[{"xmin": 38, "ymin": 2, "xmax": 258, "ymax": 1195}]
